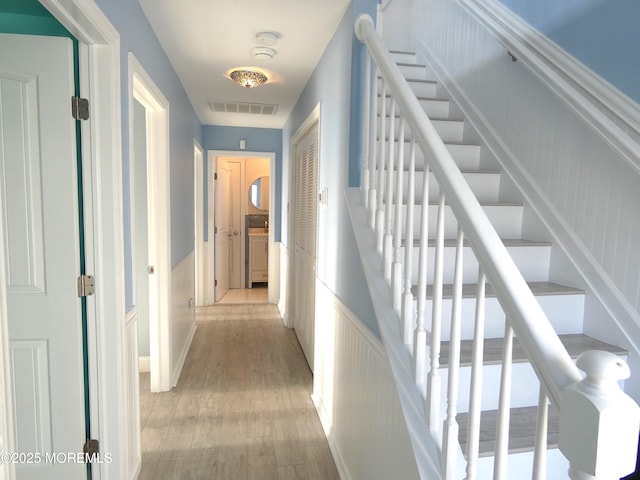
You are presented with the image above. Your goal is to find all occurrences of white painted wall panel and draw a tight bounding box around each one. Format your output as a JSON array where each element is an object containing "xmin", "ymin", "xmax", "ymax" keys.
[
  {"xmin": 313, "ymin": 281, "xmax": 419, "ymax": 480},
  {"xmin": 171, "ymin": 252, "xmax": 196, "ymax": 386},
  {"xmin": 413, "ymin": 0, "xmax": 640, "ymax": 352}
]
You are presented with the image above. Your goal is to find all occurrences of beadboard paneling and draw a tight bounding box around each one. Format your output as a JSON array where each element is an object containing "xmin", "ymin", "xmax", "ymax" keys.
[
  {"xmin": 313, "ymin": 281, "xmax": 420, "ymax": 480},
  {"xmin": 171, "ymin": 252, "xmax": 196, "ymax": 386},
  {"xmin": 414, "ymin": 0, "xmax": 640, "ymax": 353}
]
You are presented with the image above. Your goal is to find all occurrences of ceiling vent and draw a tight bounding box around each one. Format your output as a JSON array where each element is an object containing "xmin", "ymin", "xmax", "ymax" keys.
[{"xmin": 209, "ymin": 101, "xmax": 279, "ymax": 116}]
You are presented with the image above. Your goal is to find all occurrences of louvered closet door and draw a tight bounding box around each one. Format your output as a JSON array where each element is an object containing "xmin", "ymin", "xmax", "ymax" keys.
[{"xmin": 292, "ymin": 123, "xmax": 318, "ymax": 371}]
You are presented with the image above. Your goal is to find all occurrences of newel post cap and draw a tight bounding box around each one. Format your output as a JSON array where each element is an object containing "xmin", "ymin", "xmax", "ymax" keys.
[{"xmin": 559, "ymin": 351, "xmax": 639, "ymax": 478}]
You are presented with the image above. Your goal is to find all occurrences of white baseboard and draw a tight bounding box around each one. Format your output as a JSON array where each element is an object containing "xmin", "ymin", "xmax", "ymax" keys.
[
  {"xmin": 138, "ymin": 356, "xmax": 150, "ymax": 373},
  {"xmin": 172, "ymin": 322, "xmax": 196, "ymax": 387}
]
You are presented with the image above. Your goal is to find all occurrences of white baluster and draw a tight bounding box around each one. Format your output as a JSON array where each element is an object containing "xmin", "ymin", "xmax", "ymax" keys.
[
  {"xmin": 426, "ymin": 192, "xmax": 445, "ymax": 430},
  {"xmin": 532, "ymin": 386, "xmax": 548, "ymax": 480},
  {"xmin": 392, "ymin": 115, "xmax": 405, "ymax": 312},
  {"xmin": 494, "ymin": 322, "xmax": 514, "ymax": 480},
  {"xmin": 362, "ymin": 49, "xmax": 371, "ymax": 208},
  {"xmin": 375, "ymin": 82, "xmax": 386, "ymax": 254},
  {"xmin": 368, "ymin": 63, "xmax": 379, "ymax": 229},
  {"xmin": 442, "ymin": 226, "xmax": 464, "ymax": 480},
  {"xmin": 414, "ymin": 160, "xmax": 431, "ymax": 389},
  {"xmin": 401, "ymin": 139, "xmax": 417, "ymax": 346},
  {"xmin": 383, "ymin": 100, "xmax": 396, "ymax": 282},
  {"xmin": 464, "ymin": 270, "xmax": 487, "ymax": 480}
]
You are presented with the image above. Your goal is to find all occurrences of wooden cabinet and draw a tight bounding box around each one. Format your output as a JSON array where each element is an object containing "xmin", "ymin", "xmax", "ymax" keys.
[{"xmin": 248, "ymin": 234, "xmax": 268, "ymax": 287}]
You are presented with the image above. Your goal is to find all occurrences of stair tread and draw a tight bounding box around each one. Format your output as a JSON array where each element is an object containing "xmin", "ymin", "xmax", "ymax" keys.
[
  {"xmin": 401, "ymin": 238, "xmax": 551, "ymax": 248},
  {"xmin": 410, "ymin": 281, "xmax": 582, "ymax": 299},
  {"xmin": 457, "ymin": 405, "xmax": 560, "ymax": 457},
  {"xmin": 379, "ymin": 93, "xmax": 446, "ymax": 101},
  {"xmin": 440, "ymin": 333, "xmax": 627, "ymax": 368}
]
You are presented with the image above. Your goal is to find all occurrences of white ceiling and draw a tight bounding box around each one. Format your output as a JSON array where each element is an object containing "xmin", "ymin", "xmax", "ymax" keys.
[{"xmin": 138, "ymin": 0, "xmax": 352, "ymax": 129}]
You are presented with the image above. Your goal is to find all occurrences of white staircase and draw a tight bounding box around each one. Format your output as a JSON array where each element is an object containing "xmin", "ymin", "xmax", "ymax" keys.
[
  {"xmin": 348, "ymin": 14, "xmax": 640, "ymax": 480},
  {"xmin": 393, "ymin": 49, "xmax": 629, "ymax": 477}
]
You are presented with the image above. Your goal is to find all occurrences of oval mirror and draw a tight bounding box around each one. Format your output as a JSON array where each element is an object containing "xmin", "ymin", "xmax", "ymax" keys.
[{"xmin": 249, "ymin": 176, "xmax": 269, "ymax": 211}]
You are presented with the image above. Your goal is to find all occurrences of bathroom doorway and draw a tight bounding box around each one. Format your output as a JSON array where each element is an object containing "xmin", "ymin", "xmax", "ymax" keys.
[{"xmin": 207, "ymin": 151, "xmax": 277, "ymax": 305}]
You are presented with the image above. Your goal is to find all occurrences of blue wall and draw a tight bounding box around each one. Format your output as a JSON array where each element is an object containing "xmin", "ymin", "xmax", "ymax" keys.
[
  {"xmin": 93, "ymin": 0, "xmax": 202, "ymax": 309},
  {"xmin": 497, "ymin": 0, "xmax": 640, "ymax": 103},
  {"xmin": 282, "ymin": 0, "xmax": 378, "ymax": 334},
  {"xmin": 202, "ymin": 125, "xmax": 283, "ymax": 242}
]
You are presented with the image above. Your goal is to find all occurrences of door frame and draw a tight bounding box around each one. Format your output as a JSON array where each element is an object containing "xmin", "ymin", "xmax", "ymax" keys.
[
  {"xmin": 207, "ymin": 150, "xmax": 276, "ymax": 304},
  {"xmin": 287, "ymin": 103, "xmax": 321, "ymax": 330},
  {"xmin": 194, "ymin": 140, "xmax": 205, "ymax": 306},
  {"xmin": 0, "ymin": 1, "xmax": 128, "ymax": 479},
  {"xmin": 128, "ymin": 53, "xmax": 172, "ymax": 393}
]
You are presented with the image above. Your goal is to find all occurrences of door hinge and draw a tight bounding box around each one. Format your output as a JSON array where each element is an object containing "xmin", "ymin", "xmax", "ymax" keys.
[
  {"xmin": 83, "ymin": 438, "xmax": 99, "ymax": 457},
  {"xmin": 71, "ymin": 96, "xmax": 90, "ymax": 120},
  {"xmin": 77, "ymin": 274, "xmax": 95, "ymax": 297},
  {"xmin": 215, "ymin": 279, "xmax": 218, "ymax": 287},
  {"xmin": 214, "ymin": 226, "xmax": 218, "ymax": 234},
  {"xmin": 214, "ymin": 173, "xmax": 218, "ymax": 180}
]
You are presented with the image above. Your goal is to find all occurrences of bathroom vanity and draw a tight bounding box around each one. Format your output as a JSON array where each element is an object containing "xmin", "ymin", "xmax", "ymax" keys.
[{"xmin": 248, "ymin": 228, "xmax": 268, "ymax": 287}]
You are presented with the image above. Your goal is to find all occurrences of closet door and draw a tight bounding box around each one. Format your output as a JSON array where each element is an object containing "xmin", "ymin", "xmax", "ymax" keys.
[{"xmin": 292, "ymin": 122, "xmax": 319, "ymax": 371}]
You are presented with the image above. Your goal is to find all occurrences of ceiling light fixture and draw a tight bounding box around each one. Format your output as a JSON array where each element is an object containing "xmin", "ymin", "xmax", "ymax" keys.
[{"xmin": 229, "ymin": 69, "xmax": 268, "ymax": 89}]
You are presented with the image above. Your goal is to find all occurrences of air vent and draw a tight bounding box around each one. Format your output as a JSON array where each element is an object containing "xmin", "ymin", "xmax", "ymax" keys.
[{"xmin": 209, "ymin": 101, "xmax": 279, "ymax": 115}]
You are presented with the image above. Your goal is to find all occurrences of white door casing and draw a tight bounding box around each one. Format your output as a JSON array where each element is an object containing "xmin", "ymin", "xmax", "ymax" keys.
[
  {"xmin": 0, "ymin": 33, "xmax": 86, "ymax": 479},
  {"xmin": 291, "ymin": 120, "xmax": 319, "ymax": 371},
  {"xmin": 194, "ymin": 140, "xmax": 205, "ymax": 306},
  {"xmin": 129, "ymin": 53, "xmax": 172, "ymax": 393}
]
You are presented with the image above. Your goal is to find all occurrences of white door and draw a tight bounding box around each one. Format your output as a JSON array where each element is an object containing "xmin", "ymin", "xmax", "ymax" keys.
[
  {"xmin": 0, "ymin": 34, "xmax": 86, "ymax": 479},
  {"xmin": 292, "ymin": 123, "xmax": 319, "ymax": 371},
  {"xmin": 215, "ymin": 158, "xmax": 243, "ymax": 301},
  {"xmin": 215, "ymin": 160, "xmax": 231, "ymax": 301}
]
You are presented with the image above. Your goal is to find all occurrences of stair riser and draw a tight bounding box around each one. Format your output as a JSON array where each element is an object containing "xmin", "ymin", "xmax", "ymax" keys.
[
  {"xmin": 474, "ymin": 449, "xmax": 569, "ymax": 479},
  {"xmin": 389, "ymin": 204, "xmax": 523, "ymax": 239},
  {"xmin": 390, "ymin": 52, "xmax": 417, "ymax": 64},
  {"xmin": 397, "ymin": 63, "xmax": 427, "ymax": 79},
  {"xmin": 389, "ymin": 170, "xmax": 500, "ymax": 204},
  {"xmin": 439, "ymin": 362, "xmax": 552, "ymax": 413},
  {"xmin": 398, "ymin": 244, "xmax": 550, "ymax": 285},
  {"xmin": 377, "ymin": 77, "xmax": 439, "ymax": 99},
  {"xmin": 380, "ymin": 142, "xmax": 481, "ymax": 171},
  {"xmin": 378, "ymin": 95, "xmax": 450, "ymax": 118},
  {"xmin": 409, "ymin": 293, "xmax": 585, "ymax": 341},
  {"xmin": 377, "ymin": 117, "xmax": 464, "ymax": 143}
]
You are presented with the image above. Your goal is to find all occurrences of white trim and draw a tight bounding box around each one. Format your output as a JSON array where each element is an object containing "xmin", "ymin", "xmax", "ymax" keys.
[
  {"xmin": 194, "ymin": 139, "xmax": 205, "ymax": 307},
  {"xmin": 207, "ymin": 150, "xmax": 277, "ymax": 301},
  {"xmin": 277, "ymin": 243, "xmax": 289, "ymax": 326},
  {"xmin": 35, "ymin": 1, "xmax": 126, "ymax": 479},
  {"xmin": 418, "ymin": 4, "xmax": 640, "ymax": 358},
  {"xmin": 459, "ymin": 0, "xmax": 640, "ymax": 175},
  {"xmin": 129, "ymin": 53, "xmax": 173, "ymax": 393},
  {"xmin": 172, "ymin": 324, "xmax": 196, "ymax": 386}
]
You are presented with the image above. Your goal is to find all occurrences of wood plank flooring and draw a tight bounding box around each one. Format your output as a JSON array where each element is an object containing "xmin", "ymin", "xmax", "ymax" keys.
[{"xmin": 139, "ymin": 303, "xmax": 340, "ymax": 480}]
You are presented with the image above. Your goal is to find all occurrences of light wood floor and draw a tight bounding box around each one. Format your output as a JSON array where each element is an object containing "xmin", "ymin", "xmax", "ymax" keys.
[
  {"xmin": 217, "ymin": 287, "xmax": 268, "ymax": 304},
  {"xmin": 138, "ymin": 303, "xmax": 340, "ymax": 480}
]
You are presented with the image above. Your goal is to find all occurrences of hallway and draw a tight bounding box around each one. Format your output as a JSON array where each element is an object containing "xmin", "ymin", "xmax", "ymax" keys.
[{"xmin": 138, "ymin": 303, "xmax": 340, "ymax": 480}]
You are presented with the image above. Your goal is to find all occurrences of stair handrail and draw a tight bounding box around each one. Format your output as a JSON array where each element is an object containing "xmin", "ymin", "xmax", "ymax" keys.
[{"xmin": 355, "ymin": 13, "xmax": 639, "ymax": 479}]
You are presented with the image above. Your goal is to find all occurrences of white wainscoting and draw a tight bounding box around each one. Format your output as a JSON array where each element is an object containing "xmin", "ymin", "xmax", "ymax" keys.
[
  {"xmin": 413, "ymin": 0, "xmax": 640, "ymax": 387},
  {"xmin": 278, "ymin": 243, "xmax": 290, "ymax": 327},
  {"xmin": 171, "ymin": 252, "xmax": 197, "ymax": 387},
  {"xmin": 313, "ymin": 281, "xmax": 420, "ymax": 480},
  {"xmin": 269, "ymin": 241, "xmax": 280, "ymax": 305},
  {"xmin": 124, "ymin": 307, "xmax": 141, "ymax": 480}
]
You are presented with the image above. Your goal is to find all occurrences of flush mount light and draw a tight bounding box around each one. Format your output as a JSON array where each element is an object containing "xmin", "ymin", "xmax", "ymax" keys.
[{"xmin": 229, "ymin": 69, "xmax": 268, "ymax": 89}]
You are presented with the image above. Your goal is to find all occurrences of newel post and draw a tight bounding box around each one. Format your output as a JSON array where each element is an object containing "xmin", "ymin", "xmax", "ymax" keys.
[{"xmin": 559, "ymin": 350, "xmax": 640, "ymax": 480}]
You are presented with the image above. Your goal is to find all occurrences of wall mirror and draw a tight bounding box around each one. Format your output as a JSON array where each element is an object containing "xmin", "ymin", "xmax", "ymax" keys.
[{"xmin": 249, "ymin": 176, "xmax": 269, "ymax": 211}]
